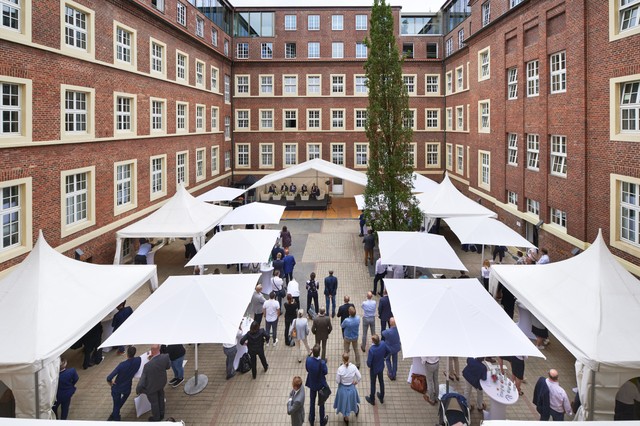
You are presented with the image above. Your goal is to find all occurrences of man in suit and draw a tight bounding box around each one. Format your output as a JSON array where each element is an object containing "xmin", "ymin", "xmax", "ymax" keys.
[
  {"xmin": 382, "ymin": 317, "xmax": 401, "ymax": 380},
  {"xmin": 107, "ymin": 346, "xmax": 142, "ymax": 421},
  {"xmin": 52, "ymin": 358, "xmax": 78, "ymax": 420},
  {"xmin": 250, "ymin": 284, "xmax": 266, "ymax": 325},
  {"xmin": 365, "ymin": 334, "xmax": 390, "ymax": 406},
  {"xmin": 311, "ymin": 308, "xmax": 332, "ymax": 360},
  {"xmin": 305, "ymin": 344, "xmax": 329, "ymax": 426},
  {"xmin": 136, "ymin": 345, "xmax": 171, "ymax": 422},
  {"xmin": 111, "ymin": 301, "xmax": 133, "ymax": 355},
  {"xmin": 378, "ymin": 290, "xmax": 393, "ymax": 332},
  {"xmin": 337, "ymin": 296, "xmax": 355, "ymax": 336},
  {"xmin": 324, "ymin": 270, "xmax": 338, "ymax": 318},
  {"xmin": 287, "ymin": 376, "xmax": 305, "ymax": 426},
  {"xmin": 283, "ymin": 249, "xmax": 296, "ymax": 284}
]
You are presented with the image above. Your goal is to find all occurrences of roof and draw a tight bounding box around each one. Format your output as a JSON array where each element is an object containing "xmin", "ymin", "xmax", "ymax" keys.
[{"xmin": 415, "ymin": 173, "xmax": 497, "ymax": 218}]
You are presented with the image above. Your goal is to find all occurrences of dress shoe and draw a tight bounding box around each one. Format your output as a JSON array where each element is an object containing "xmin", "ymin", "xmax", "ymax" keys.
[
  {"xmin": 377, "ymin": 391, "xmax": 384, "ymax": 404},
  {"xmin": 320, "ymin": 415, "xmax": 329, "ymax": 425},
  {"xmin": 365, "ymin": 395, "xmax": 375, "ymax": 405}
]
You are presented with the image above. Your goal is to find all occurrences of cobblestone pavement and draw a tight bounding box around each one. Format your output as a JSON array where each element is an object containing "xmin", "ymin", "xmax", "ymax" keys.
[{"xmin": 63, "ymin": 219, "xmax": 577, "ymax": 425}]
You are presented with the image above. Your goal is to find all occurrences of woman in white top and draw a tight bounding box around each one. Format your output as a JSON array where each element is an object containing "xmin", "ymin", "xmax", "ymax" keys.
[
  {"xmin": 290, "ymin": 309, "xmax": 310, "ymax": 362},
  {"xmin": 287, "ymin": 279, "xmax": 301, "ymax": 307},
  {"xmin": 334, "ymin": 353, "xmax": 361, "ymax": 423},
  {"xmin": 271, "ymin": 270, "xmax": 285, "ymax": 309},
  {"xmin": 481, "ymin": 259, "xmax": 491, "ymax": 291}
]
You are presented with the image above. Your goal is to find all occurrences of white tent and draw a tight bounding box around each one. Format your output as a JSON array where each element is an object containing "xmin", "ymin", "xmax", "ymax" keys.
[
  {"xmin": 186, "ymin": 229, "xmax": 280, "ymax": 267},
  {"xmin": 384, "ymin": 278, "xmax": 544, "ymax": 358},
  {"xmin": 489, "ymin": 231, "xmax": 640, "ymax": 420},
  {"xmin": 219, "ymin": 202, "xmax": 285, "ymax": 226},
  {"xmin": 415, "ymin": 173, "xmax": 497, "ymax": 219},
  {"xmin": 411, "ymin": 172, "xmax": 439, "ymax": 194},
  {"xmin": 377, "ymin": 231, "xmax": 467, "ymax": 271},
  {"xmin": 0, "ymin": 232, "xmax": 156, "ymax": 418},
  {"xmin": 444, "ymin": 216, "xmax": 535, "ymax": 249},
  {"xmin": 196, "ymin": 186, "xmax": 246, "ymax": 203}
]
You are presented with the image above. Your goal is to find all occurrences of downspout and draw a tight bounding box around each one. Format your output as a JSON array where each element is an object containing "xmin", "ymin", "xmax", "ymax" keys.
[
  {"xmin": 34, "ymin": 370, "xmax": 39, "ymax": 419},
  {"xmin": 229, "ymin": 8, "xmax": 236, "ymax": 187}
]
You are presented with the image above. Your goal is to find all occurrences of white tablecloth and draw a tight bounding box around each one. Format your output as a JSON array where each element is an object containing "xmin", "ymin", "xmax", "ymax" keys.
[
  {"xmin": 516, "ymin": 301, "xmax": 536, "ymax": 340},
  {"xmin": 260, "ymin": 264, "xmax": 274, "ymax": 290},
  {"xmin": 480, "ymin": 375, "xmax": 519, "ymax": 420},
  {"xmin": 233, "ymin": 317, "xmax": 254, "ymax": 370}
]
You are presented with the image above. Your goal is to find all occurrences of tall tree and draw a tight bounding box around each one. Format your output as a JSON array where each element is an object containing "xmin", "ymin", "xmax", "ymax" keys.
[{"xmin": 363, "ymin": 0, "xmax": 422, "ymax": 231}]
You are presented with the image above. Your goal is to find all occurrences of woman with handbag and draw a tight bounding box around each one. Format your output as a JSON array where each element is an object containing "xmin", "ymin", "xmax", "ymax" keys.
[
  {"xmin": 291, "ymin": 309, "xmax": 311, "ymax": 362},
  {"xmin": 284, "ymin": 294, "xmax": 299, "ymax": 347},
  {"xmin": 306, "ymin": 272, "xmax": 319, "ymax": 314},
  {"xmin": 239, "ymin": 321, "xmax": 269, "ymax": 379},
  {"xmin": 334, "ymin": 353, "xmax": 361, "ymax": 423}
]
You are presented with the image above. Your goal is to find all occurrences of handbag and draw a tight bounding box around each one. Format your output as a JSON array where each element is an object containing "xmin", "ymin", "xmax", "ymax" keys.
[
  {"xmin": 273, "ymin": 278, "xmax": 286, "ymax": 299},
  {"xmin": 410, "ymin": 373, "xmax": 427, "ymax": 394},
  {"xmin": 290, "ymin": 319, "xmax": 297, "ymax": 339},
  {"xmin": 318, "ymin": 385, "xmax": 332, "ymax": 405}
]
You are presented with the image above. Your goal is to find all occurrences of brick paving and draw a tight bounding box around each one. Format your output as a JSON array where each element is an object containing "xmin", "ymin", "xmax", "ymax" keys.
[{"xmin": 61, "ymin": 218, "xmax": 578, "ymax": 425}]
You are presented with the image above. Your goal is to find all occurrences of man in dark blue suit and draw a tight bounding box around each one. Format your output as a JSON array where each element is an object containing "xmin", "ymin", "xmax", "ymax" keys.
[
  {"xmin": 52, "ymin": 358, "xmax": 79, "ymax": 420},
  {"xmin": 107, "ymin": 346, "xmax": 142, "ymax": 421},
  {"xmin": 305, "ymin": 344, "xmax": 328, "ymax": 426},
  {"xmin": 365, "ymin": 334, "xmax": 390, "ymax": 406},
  {"xmin": 323, "ymin": 270, "xmax": 338, "ymax": 318},
  {"xmin": 382, "ymin": 317, "xmax": 401, "ymax": 380},
  {"xmin": 112, "ymin": 301, "xmax": 134, "ymax": 355},
  {"xmin": 378, "ymin": 290, "xmax": 393, "ymax": 332}
]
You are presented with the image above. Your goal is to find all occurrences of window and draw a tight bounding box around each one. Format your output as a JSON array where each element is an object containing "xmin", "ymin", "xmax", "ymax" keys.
[
  {"xmin": 407, "ymin": 143, "xmax": 417, "ymax": 168},
  {"xmin": 356, "ymin": 15, "xmax": 367, "ymax": 30},
  {"xmin": 224, "ymin": 74, "xmax": 230, "ymax": 103},
  {"xmin": 64, "ymin": 4, "xmax": 88, "ymax": 51},
  {"xmin": 426, "ymin": 109, "xmax": 439, "ymax": 129},
  {"xmin": 0, "ymin": 178, "xmax": 32, "ymax": 258},
  {"xmin": 195, "ymin": 148, "xmax": 205, "ymax": 181},
  {"xmin": 260, "ymin": 109, "xmax": 273, "ymax": 130},
  {"xmin": 285, "ymin": 14, "xmax": 297, "ymax": 30},
  {"xmin": 426, "ymin": 75, "xmax": 439, "ymax": 94},
  {"xmin": 236, "ymin": 109, "xmax": 249, "ymax": 130},
  {"xmin": 507, "ymin": 133, "xmax": 518, "ymax": 165},
  {"xmin": 64, "ymin": 89, "xmax": 89, "ymax": 134},
  {"xmin": 446, "ymin": 108, "xmax": 453, "ymax": 130},
  {"xmin": 446, "ymin": 143, "xmax": 453, "ymax": 170},
  {"xmin": 479, "ymin": 150, "xmax": 490, "ymax": 190},
  {"xmin": 61, "ymin": 166, "xmax": 95, "ymax": 236},
  {"xmin": 355, "ymin": 109, "xmax": 367, "ymax": 129},
  {"xmin": 456, "ymin": 145, "xmax": 464, "ymax": 174},
  {"xmin": 284, "ymin": 109, "xmax": 297, "ymax": 130},
  {"xmin": 152, "ymin": 0, "xmax": 164, "ymax": 12},
  {"xmin": 308, "ymin": 15, "xmax": 319, "ymax": 30},
  {"xmin": 1, "ymin": 0, "xmax": 20, "ymax": 32},
  {"xmin": 283, "ymin": 75, "xmax": 297, "ymax": 96},
  {"xmin": 236, "ymin": 144, "xmax": 249, "ymax": 167},
  {"xmin": 150, "ymin": 98, "xmax": 165, "ymax": 133},
  {"xmin": 446, "ymin": 72, "xmax": 453, "ymax": 94},
  {"xmin": 620, "ymin": 80, "xmax": 640, "ymax": 132},
  {"xmin": 511, "ymin": 0, "xmax": 523, "ymax": 7},
  {"xmin": 620, "ymin": 0, "xmax": 640, "ymax": 33},
  {"xmin": 355, "ymin": 42, "xmax": 367, "ymax": 58},
  {"xmin": 196, "ymin": 16, "xmax": 204, "ymax": 37},
  {"xmin": 176, "ymin": 52, "xmax": 187, "ymax": 81},
  {"xmin": 527, "ymin": 60, "xmax": 540, "ymax": 97},
  {"xmin": 331, "ymin": 143, "xmax": 345, "ymax": 165},
  {"xmin": 550, "ymin": 207, "xmax": 567, "ymax": 229},
  {"xmin": 307, "ymin": 75, "xmax": 321, "ymax": 95},
  {"xmin": 224, "ymin": 151, "xmax": 230, "ymax": 170},
  {"xmin": 235, "ymin": 12, "xmax": 274, "ymax": 37},
  {"xmin": 176, "ymin": 151, "xmax": 188, "ymax": 185},
  {"xmin": 426, "ymin": 143, "xmax": 440, "ymax": 167},
  {"xmin": 211, "ymin": 146, "xmax": 219, "ymax": 175},
  {"xmin": 211, "ymin": 106, "xmax": 218, "ymax": 131},
  {"xmin": 478, "ymin": 47, "xmax": 490, "ymax": 81},
  {"xmin": 0, "ymin": 78, "xmax": 30, "ymax": 141},
  {"xmin": 177, "ymin": 2, "xmax": 186, "ymax": 26},
  {"xmin": 195, "ymin": 60, "xmax": 205, "ymax": 88},
  {"xmin": 331, "ymin": 109, "xmax": 345, "ymax": 130},
  {"xmin": 355, "ymin": 75, "xmax": 368, "ymax": 95},
  {"xmin": 456, "ymin": 67, "xmax": 464, "ymax": 91},
  {"xmin": 261, "ymin": 42, "xmax": 273, "ymax": 59},
  {"xmin": 211, "ymin": 28, "xmax": 218, "ymax": 46},
  {"xmin": 527, "ymin": 198, "xmax": 540, "ymax": 216},
  {"xmin": 260, "ymin": 144, "xmax": 274, "ymax": 167},
  {"xmin": 507, "ymin": 191, "xmax": 518, "ymax": 206},
  {"xmin": 482, "ymin": 1, "xmax": 490, "ymax": 27},
  {"xmin": 456, "ymin": 106, "xmax": 464, "ymax": 130},
  {"xmin": 458, "ymin": 28, "xmax": 465, "ymax": 48},
  {"xmin": 285, "ymin": 42, "xmax": 297, "ymax": 59},
  {"xmin": 619, "ymin": 178, "xmax": 640, "ymax": 247},
  {"xmin": 332, "ymin": 42, "xmax": 344, "ymax": 59},
  {"xmin": 284, "ymin": 143, "xmax": 298, "ymax": 166},
  {"xmin": 527, "ymin": 134, "xmax": 540, "ymax": 170},
  {"xmin": 176, "ymin": 102, "xmax": 188, "ymax": 132},
  {"xmin": 507, "ymin": 67, "xmax": 518, "ymax": 99},
  {"xmin": 115, "ymin": 94, "xmax": 135, "ymax": 134},
  {"xmin": 307, "ymin": 144, "xmax": 321, "ymax": 161},
  {"xmin": 210, "ymin": 66, "xmax": 218, "ymax": 92},
  {"xmin": 224, "ymin": 39, "xmax": 229, "ymax": 56},
  {"xmin": 236, "ymin": 75, "xmax": 249, "ymax": 95},
  {"xmin": 332, "ymin": 15, "xmax": 343, "ymax": 30},
  {"xmin": 403, "ymin": 109, "xmax": 416, "ymax": 130},
  {"xmin": 550, "ymin": 51, "xmax": 566, "ymax": 94},
  {"xmin": 150, "ymin": 155, "xmax": 166, "ymax": 200},
  {"xmin": 478, "ymin": 100, "xmax": 490, "ymax": 133},
  {"xmin": 332, "ymin": 75, "xmax": 345, "ymax": 95},
  {"xmin": 403, "ymin": 42, "xmax": 414, "ymax": 59},
  {"xmin": 427, "ymin": 42, "xmax": 438, "ymax": 59},
  {"xmin": 355, "ymin": 143, "xmax": 368, "ymax": 167},
  {"xmin": 150, "ymin": 39, "xmax": 165, "ymax": 75},
  {"xmin": 260, "ymin": 75, "xmax": 273, "ymax": 95},
  {"xmin": 236, "ymin": 42, "xmax": 248, "ymax": 59},
  {"xmin": 445, "ymin": 38, "xmax": 453, "ymax": 56},
  {"xmin": 224, "ymin": 115, "xmax": 230, "ymax": 139},
  {"xmin": 114, "ymin": 161, "xmax": 136, "ymax": 213},
  {"xmin": 550, "ymin": 135, "xmax": 567, "ymax": 176},
  {"xmin": 403, "ymin": 75, "xmax": 416, "ymax": 95},
  {"xmin": 115, "ymin": 24, "xmax": 134, "ymax": 66},
  {"xmin": 308, "ymin": 42, "xmax": 320, "ymax": 59},
  {"xmin": 195, "ymin": 105, "xmax": 204, "ymax": 131},
  {"xmin": 307, "ymin": 109, "xmax": 321, "ymax": 129}
]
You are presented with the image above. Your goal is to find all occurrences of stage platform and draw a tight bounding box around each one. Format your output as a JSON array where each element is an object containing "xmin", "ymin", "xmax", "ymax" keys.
[{"xmin": 262, "ymin": 196, "xmax": 329, "ymax": 211}]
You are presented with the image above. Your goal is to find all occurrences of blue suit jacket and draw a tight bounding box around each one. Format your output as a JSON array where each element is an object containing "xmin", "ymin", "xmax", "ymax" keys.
[
  {"xmin": 367, "ymin": 341, "xmax": 390, "ymax": 375},
  {"xmin": 283, "ymin": 255, "xmax": 296, "ymax": 274},
  {"xmin": 324, "ymin": 275, "xmax": 338, "ymax": 295},
  {"xmin": 381, "ymin": 326, "xmax": 401, "ymax": 354},
  {"xmin": 107, "ymin": 356, "xmax": 142, "ymax": 393},
  {"xmin": 378, "ymin": 296, "xmax": 393, "ymax": 322},
  {"xmin": 112, "ymin": 306, "xmax": 133, "ymax": 330},
  {"xmin": 305, "ymin": 357, "xmax": 328, "ymax": 391},
  {"xmin": 57, "ymin": 368, "xmax": 79, "ymax": 400}
]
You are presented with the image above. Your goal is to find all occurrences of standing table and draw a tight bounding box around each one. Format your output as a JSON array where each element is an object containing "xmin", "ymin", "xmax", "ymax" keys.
[
  {"xmin": 516, "ymin": 301, "xmax": 537, "ymax": 340},
  {"xmin": 233, "ymin": 317, "xmax": 254, "ymax": 370},
  {"xmin": 480, "ymin": 374, "xmax": 519, "ymax": 420}
]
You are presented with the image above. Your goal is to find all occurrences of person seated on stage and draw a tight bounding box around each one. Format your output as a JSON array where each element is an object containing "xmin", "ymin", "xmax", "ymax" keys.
[
  {"xmin": 310, "ymin": 183, "xmax": 320, "ymax": 198},
  {"xmin": 268, "ymin": 184, "xmax": 276, "ymax": 193},
  {"xmin": 289, "ymin": 182, "xmax": 297, "ymax": 194},
  {"xmin": 301, "ymin": 183, "xmax": 308, "ymax": 194},
  {"xmin": 281, "ymin": 182, "xmax": 289, "ymax": 193}
]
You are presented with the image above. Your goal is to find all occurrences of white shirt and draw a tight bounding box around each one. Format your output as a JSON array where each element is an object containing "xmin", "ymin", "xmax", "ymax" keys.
[
  {"xmin": 616, "ymin": 381, "xmax": 640, "ymax": 404},
  {"xmin": 481, "ymin": 266, "xmax": 491, "ymax": 279},
  {"xmin": 538, "ymin": 254, "xmax": 550, "ymax": 264},
  {"xmin": 264, "ymin": 299, "xmax": 280, "ymax": 322},
  {"xmin": 288, "ymin": 279, "xmax": 300, "ymax": 297},
  {"xmin": 336, "ymin": 363, "xmax": 361, "ymax": 385},
  {"xmin": 361, "ymin": 299, "xmax": 377, "ymax": 318},
  {"xmin": 546, "ymin": 378, "xmax": 572, "ymax": 414},
  {"xmin": 421, "ymin": 356, "xmax": 439, "ymax": 364},
  {"xmin": 393, "ymin": 265, "xmax": 404, "ymax": 279},
  {"xmin": 272, "ymin": 276, "xmax": 284, "ymax": 292},
  {"xmin": 375, "ymin": 258, "xmax": 387, "ymax": 275}
]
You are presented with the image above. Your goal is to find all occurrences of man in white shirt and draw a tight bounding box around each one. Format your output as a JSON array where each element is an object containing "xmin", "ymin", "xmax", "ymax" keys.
[
  {"xmin": 263, "ymin": 292, "xmax": 281, "ymax": 347},
  {"xmin": 544, "ymin": 369, "xmax": 573, "ymax": 421},
  {"xmin": 361, "ymin": 292, "xmax": 377, "ymax": 353},
  {"xmin": 373, "ymin": 258, "xmax": 386, "ymax": 296},
  {"xmin": 537, "ymin": 248, "xmax": 551, "ymax": 264}
]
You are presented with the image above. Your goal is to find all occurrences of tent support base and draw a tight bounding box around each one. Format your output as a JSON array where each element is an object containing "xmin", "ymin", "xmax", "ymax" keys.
[{"xmin": 184, "ymin": 374, "xmax": 208, "ymax": 395}]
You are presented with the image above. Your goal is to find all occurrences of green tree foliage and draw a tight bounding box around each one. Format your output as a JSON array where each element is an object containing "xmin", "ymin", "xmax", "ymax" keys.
[{"xmin": 363, "ymin": 0, "xmax": 422, "ymax": 231}]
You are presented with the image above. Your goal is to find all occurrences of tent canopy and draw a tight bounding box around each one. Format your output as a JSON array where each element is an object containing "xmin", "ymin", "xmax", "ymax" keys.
[
  {"xmin": 196, "ymin": 186, "xmax": 246, "ymax": 203},
  {"xmin": 411, "ymin": 172, "xmax": 439, "ymax": 194},
  {"xmin": 0, "ymin": 232, "xmax": 156, "ymax": 372},
  {"xmin": 186, "ymin": 229, "xmax": 280, "ymax": 266},
  {"xmin": 116, "ymin": 185, "xmax": 231, "ymax": 239},
  {"xmin": 490, "ymin": 230, "xmax": 640, "ymax": 370},
  {"xmin": 377, "ymin": 231, "xmax": 467, "ymax": 271},
  {"xmin": 444, "ymin": 216, "xmax": 535, "ymax": 248},
  {"xmin": 219, "ymin": 202, "xmax": 285, "ymax": 226},
  {"xmin": 385, "ymin": 278, "xmax": 544, "ymax": 359},
  {"xmin": 101, "ymin": 274, "xmax": 258, "ymax": 347},
  {"xmin": 248, "ymin": 158, "xmax": 367, "ymax": 190},
  {"xmin": 415, "ymin": 173, "xmax": 497, "ymax": 218}
]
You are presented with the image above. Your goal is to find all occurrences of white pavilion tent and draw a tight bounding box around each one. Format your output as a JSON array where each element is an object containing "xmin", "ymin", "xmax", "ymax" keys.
[
  {"xmin": 185, "ymin": 229, "xmax": 280, "ymax": 267},
  {"xmin": 377, "ymin": 231, "xmax": 467, "ymax": 271},
  {"xmin": 219, "ymin": 202, "xmax": 285, "ymax": 226},
  {"xmin": 411, "ymin": 172, "xmax": 439, "ymax": 194},
  {"xmin": 415, "ymin": 173, "xmax": 497, "ymax": 219},
  {"xmin": 0, "ymin": 232, "xmax": 156, "ymax": 418},
  {"xmin": 195, "ymin": 186, "xmax": 246, "ymax": 203},
  {"xmin": 490, "ymin": 231, "xmax": 640, "ymax": 420}
]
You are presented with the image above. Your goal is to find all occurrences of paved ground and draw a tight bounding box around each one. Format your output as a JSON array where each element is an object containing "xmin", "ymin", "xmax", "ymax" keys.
[{"xmin": 63, "ymin": 218, "xmax": 578, "ymax": 425}]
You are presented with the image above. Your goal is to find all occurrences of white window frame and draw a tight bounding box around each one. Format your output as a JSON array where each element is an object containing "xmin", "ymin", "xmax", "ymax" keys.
[
  {"xmin": 285, "ymin": 14, "xmax": 297, "ymax": 30},
  {"xmin": 176, "ymin": 2, "xmax": 186, "ymax": 26},
  {"xmin": 610, "ymin": 174, "xmax": 640, "ymax": 255},
  {"xmin": 224, "ymin": 151, "xmax": 230, "ymax": 170},
  {"xmin": 507, "ymin": 191, "xmax": 518, "ymax": 206},
  {"xmin": 0, "ymin": 76, "xmax": 32, "ymax": 143},
  {"xmin": 355, "ymin": 15, "xmax": 368, "ymax": 30},
  {"xmin": 456, "ymin": 106, "xmax": 464, "ymax": 131},
  {"xmin": 259, "ymin": 109, "xmax": 274, "ymax": 131},
  {"xmin": 150, "ymin": 97, "xmax": 166, "ymax": 134},
  {"xmin": 195, "ymin": 16, "xmax": 204, "ymax": 37},
  {"xmin": 354, "ymin": 143, "xmax": 369, "ymax": 168},
  {"xmin": 482, "ymin": 1, "xmax": 491, "ymax": 27},
  {"xmin": 61, "ymin": 84, "xmax": 95, "ymax": 140},
  {"xmin": 446, "ymin": 143, "xmax": 453, "ymax": 171},
  {"xmin": 550, "ymin": 207, "xmax": 567, "ymax": 230},
  {"xmin": 0, "ymin": 177, "xmax": 33, "ymax": 263},
  {"xmin": 195, "ymin": 59, "xmax": 205, "ymax": 88},
  {"xmin": 425, "ymin": 74, "xmax": 440, "ymax": 95},
  {"xmin": 331, "ymin": 109, "xmax": 345, "ymax": 130},
  {"xmin": 308, "ymin": 42, "xmax": 320, "ymax": 59},
  {"xmin": 407, "ymin": 143, "xmax": 417, "ymax": 168},
  {"xmin": 426, "ymin": 109, "xmax": 440, "ymax": 130},
  {"xmin": 478, "ymin": 150, "xmax": 490, "ymax": 190},
  {"xmin": 261, "ymin": 42, "xmax": 273, "ymax": 59},
  {"xmin": 260, "ymin": 143, "xmax": 274, "ymax": 168},
  {"xmin": 527, "ymin": 60, "xmax": 540, "ymax": 97},
  {"xmin": 331, "ymin": 143, "xmax": 345, "ymax": 165},
  {"xmin": 403, "ymin": 74, "xmax": 417, "ymax": 96},
  {"xmin": 60, "ymin": 166, "xmax": 95, "ymax": 237},
  {"xmin": 211, "ymin": 146, "xmax": 219, "ymax": 175},
  {"xmin": 611, "ymin": 0, "xmax": 640, "ymax": 40},
  {"xmin": 507, "ymin": 67, "xmax": 518, "ymax": 100},
  {"xmin": 235, "ymin": 74, "xmax": 250, "ymax": 96},
  {"xmin": 284, "ymin": 143, "xmax": 298, "ymax": 166},
  {"xmin": 356, "ymin": 42, "xmax": 368, "ymax": 59},
  {"xmin": 283, "ymin": 109, "xmax": 298, "ymax": 131},
  {"xmin": 195, "ymin": 147, "xmax": 206, "ymax": 182},
  {"xmin": 195, "ymin": 104, "xmax": 205, "ymax": 132},
  {"xmin": 176, "ymin": 150, "xmax": 189, "ymax": 186},
  {"xmin": 235, "ymin": 109, "xmax": 250, "ymax": 131},
  {"xmin": 224, "ymin": 74, "xmax": 230, "ymax": 103},
  {"xmin": 354, "ymin": 109, "xmax": 367, "ymax": 130},
  {"xmin": 403, "ymin": 109, "xmax": 416, "ymax": 130},
  {"xmin": 550, "ymin": 135, "xmax": 567, "ymax": 177},
  {"xmin": 308, "ymin": 15, "xmax": 320, "ymax": 31},
  {"xmin": 550, "ymin": 51, "xmax": 566, "ymax": 94},
  {"xmin": 446, "ymin": 107, "xmax": 453, "ymax": 131},
  {"xmin": 113, "ymin": 21, "xmax": 136, "ymax": 70},
  {"xmin": 446, "ymin": 71, "xmax": 453, "ymax": 95},
  {"xmin": 478, "ymin": 47, "xmax": 490, "ymax": 81},
  {"xmin": 507, "ymin": 133, "xmax": 518, "ymax": 166},
  {"xmin": 176, "ymin": 50, "xmax": 188, "ymax": 82},
  {"xmin": 527, "ymin": 198, "xmax": 540, "ymax": 216},
  {"xmin": 149, "ymin": 37, "xmax": 166, "ymax": 77},
  {"xmin": 445, "ymin": 37, "xmax": 453, "ymax": 57},
  {"xmin": 425, "ymin": 142, "xmax": 440, "ymax": 168},
  {"xmin": 283, "ymin": 75, "xmax": 298, "ymax": 96},
  {"xmin": 114, "ymin": 160, "xmax": 137, "ymax": 215},
  {"xmin": 332, "ymin": 42, "xmax": 344, "ymax": 59},
  {"xmin": 307, "ymin": 75, "xmax": 322, "ymax": 96},
  {"xmin": 211, "ymin": 28, "xmax": 218, "ymax": 46},
  {"xmin": 354, "ymin": 75, "xmax": 368, "ymax": 95},
  {"xmin": 114, "ymin": 92, "xmax": 137, "ymax": 136},
  {"xmin": 211, "ymin": 106, "xmax": 219, "ymax": 131},
  {"xmin": 236, "ymin": 143, "xmax": 250, "ymax": 168},
  {"xmin": 236, "ymin": 42, "xmax": 249, "ymax": 59},
  {"xmin": 307, "ymin": 143, "xmax": 321, "ymax": 161},
  {"xmin": 527, "ymin": 133, "xmax": 540, "ymax": 170},
  {"xmin": 456, "ymin": 66, "xmax": 464, "ymax": 92},
  {"xmin": 210, "ymin": 66, "xmax": 219, "ymax": 92},
  {"xmin": 61, "ymin": 1, "xmax": 95, "ymax": 59},
  {"xmin": 176, "ymin": 101, "xmax": 188, "ymax": 133},
  {"xmin": 259, "ymin": 74, "xmax": 274, "ymax": 96},
  {"xmin": 332, "ymin": 15, "xmax": 343, "ymax": 30},
  {"xmin": 1, "ymin": 0, "xmax": 33, "ymax": 45},
  {"xmin": 224, "ymin": 115, "xmax": 230, "ymax": 140},
  {"xmin": 331, "ymin": 74, "xmax": 345, "ymax": 95},
  {"xmin": 478, "ymin": 100, "xmax": 490, "ymax": 133},
  {"xmin": 150, "ymin": 154, "xmax": 167, "ymax": 201},
  {"xmin": 456, "ymin": 145, "xmax": 464, "ymax": 174},
  {"xmin": 307, "ymin": 109, "xmax": 321, "ymax": 130},
  {"xmin": 285, "ymin": 42, "xmax": 297, "ymax": 59}
]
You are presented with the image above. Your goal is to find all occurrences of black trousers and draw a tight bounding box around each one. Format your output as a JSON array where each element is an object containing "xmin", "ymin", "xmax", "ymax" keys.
[{"xmin": 249, "ymin": 349, "xmax": 268, "ymax": 379}]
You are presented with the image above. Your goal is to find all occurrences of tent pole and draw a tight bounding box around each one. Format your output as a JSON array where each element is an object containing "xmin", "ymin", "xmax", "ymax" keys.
[
  {"xmin": 184, "ymin": 343, "xmax": 208, "ymax": 395},
  {"xmin": 34, "ymin": 370, "xmax": 39, "ymax": 419},
  {"xmin": 588, "ymin": 369, "xmax": 596, "ymax": 420},
  {"xmin": 194, "ymin": 344, "xmax": 199, "ymax": 386}
]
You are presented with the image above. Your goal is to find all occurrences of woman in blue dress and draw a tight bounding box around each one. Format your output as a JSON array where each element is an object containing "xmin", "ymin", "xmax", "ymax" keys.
[{"xmin": 334, "ymin": 353, "xmax": 361, "ymax": 423}]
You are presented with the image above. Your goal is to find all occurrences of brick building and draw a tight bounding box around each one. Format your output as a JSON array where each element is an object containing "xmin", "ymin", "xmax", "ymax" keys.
[{"xmin": 1, "ymin": 0, "xmax": 639, "ymax": 275}]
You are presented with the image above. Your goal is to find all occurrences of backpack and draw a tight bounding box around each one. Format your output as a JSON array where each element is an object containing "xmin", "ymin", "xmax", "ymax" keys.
[{"xmin": 237, "ymin": 353, "xmax": 251, "ymax": 374}]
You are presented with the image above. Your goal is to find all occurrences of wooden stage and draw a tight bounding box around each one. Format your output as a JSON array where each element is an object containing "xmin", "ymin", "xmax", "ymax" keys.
[{"xmin": 278, "ymin": 197, "xmax": 360, "ymax": 220}]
